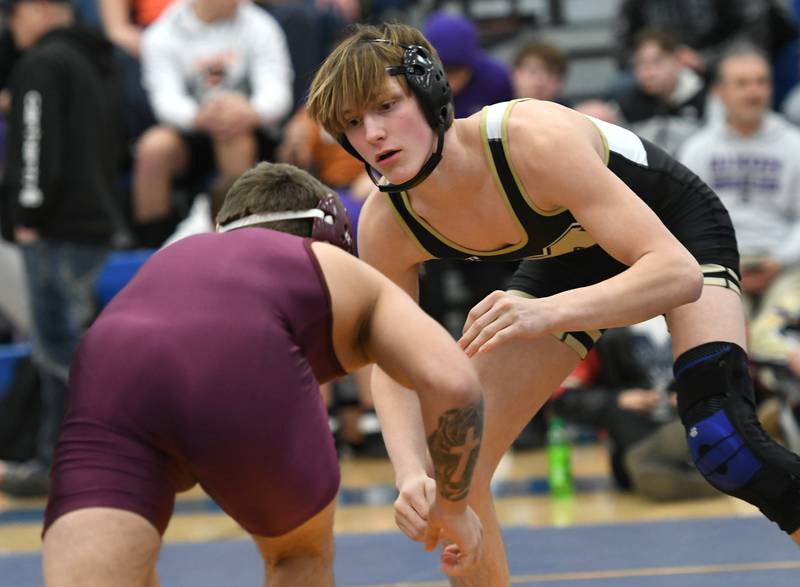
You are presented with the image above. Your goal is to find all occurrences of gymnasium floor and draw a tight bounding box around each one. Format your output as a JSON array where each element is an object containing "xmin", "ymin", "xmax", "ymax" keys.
[{"xmin": 1, "ymin": 445, "xmax": 799, "ymax": 586}]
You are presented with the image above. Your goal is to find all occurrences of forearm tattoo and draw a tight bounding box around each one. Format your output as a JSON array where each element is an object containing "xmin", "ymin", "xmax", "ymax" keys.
[{"xmin": 427, "ymin": 398, "xmax": 484, "ymax": 501}]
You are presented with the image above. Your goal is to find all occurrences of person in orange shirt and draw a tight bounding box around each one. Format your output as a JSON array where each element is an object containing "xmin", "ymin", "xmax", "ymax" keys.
[{"xmin": 278, "ymin": 106, "xmax": 373, "ymax": 199}]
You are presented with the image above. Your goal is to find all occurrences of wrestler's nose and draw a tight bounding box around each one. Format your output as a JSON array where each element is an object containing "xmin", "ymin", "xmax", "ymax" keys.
[{"xmin": 363, "ymin": 113, "xmax": 386, "ymax": 144}]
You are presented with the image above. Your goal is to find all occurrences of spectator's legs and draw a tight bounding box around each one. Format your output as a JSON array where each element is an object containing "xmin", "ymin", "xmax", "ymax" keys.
[
  {"xmin": 253, "ymin": 498, "xmax": 335, "ymax": 587},
  {"xmin": 624, "ymin": 419, "xmax": 720, "ymax": 500},
  {"xmin": 24, "ymin": 240, "xmax": 107, "ymax": 462},
  {"xmin": 749, "ymin": 266, "xmax": 800, "ymax": 363},
  {"xmin": 43, "ymin": 507, "xmax": 161, "ymax": 587},
  {"xmin": 133, "ymin": 125, "xmax": 188, "ymax": 221},
  {"xmin": 0, "ymin": 239, "xmax": 31, "ymax": 334},
  {"xmin": 0, "ymin": 240, "xmax": 106, "ymax": 496},
  {"xmin": 132, "ymin": 126, "xmax": 189, "ymax": 246},
  {"xmin": 212, "ymin": 131, "xmax": 258, "ymax": 179}
]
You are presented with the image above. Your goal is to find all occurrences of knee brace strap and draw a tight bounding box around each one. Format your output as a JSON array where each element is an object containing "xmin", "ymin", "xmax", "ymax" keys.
[{"xmin": 674, "ymin": 341, "xmax": 800, "ymax": 534}]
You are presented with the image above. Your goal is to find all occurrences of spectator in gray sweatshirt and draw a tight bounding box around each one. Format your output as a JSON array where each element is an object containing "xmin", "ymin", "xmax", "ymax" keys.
[
  {"xmin": 132, "ymin": 0, "xmax": 293, "ymax": 247},
  {"xmin": 679, "ymin": 45, "xmax": 800, "ymax": 317}
]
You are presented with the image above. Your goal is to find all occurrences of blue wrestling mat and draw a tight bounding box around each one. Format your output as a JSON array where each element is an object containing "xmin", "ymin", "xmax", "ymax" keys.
[{"xmin": 3, "ymin": 516, "xmax": 798, "ymax": 586}]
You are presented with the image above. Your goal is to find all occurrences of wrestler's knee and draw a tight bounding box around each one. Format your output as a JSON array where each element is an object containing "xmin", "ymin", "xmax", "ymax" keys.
[{"xmin": 674, "ymin": 342, "xmax": 800, "ymax": 535}]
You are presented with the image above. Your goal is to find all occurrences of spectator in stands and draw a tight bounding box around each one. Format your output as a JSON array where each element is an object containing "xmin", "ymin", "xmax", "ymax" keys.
[
  {"xmin": 748, "ymin": 276, "xmax": 800, "ymax": 453},
  {"xmin": 750, "ymin": 269, "xmax": 800, "ymax": 378},
  {"xmin": 98, "ymin": 0, "xmax": 173, "ymax": 140},
  {"xmin": 505, "ymin": 37, "xmax": 618, "ymax": 126},
  {"xmin": 511, "ymin": 40, "xmax": 571, "ymax": 106},
  {"xmin": 678, "ymin": 45, "xmax": 800, "ymax": 316},
  {"xmin": 614, "ymin": 29, "xmax": 708, "ymax": 154},
  {"xmin": 554, "ymin": 320, "xmax": 720, "ymax": 500},
  {"xmin": 0, "ymin": 240, "xmax": 29, "ymax": 335},
  {"xmin": 277, "ymin": 106, "xmax": 372, "ymax": 209},
  {"xmin": 0, "ymin": 28, "xmax": 28, "ymax": 338},
  {"xmin": 423, "ymin": 10, "xmax": 513, "ymax": 118},
  {"xmin": 0, "ymin": 0, "xmax": 124, "ymax": 496},
  {"xmin": 615, "ymin": 0, "xmax": 797, "ymax": 75},
  {"xmin": 257, "ymin": 0, "xmax": 351, "ymax": 113},
  {"xmin": 100, "ymin": 0, "xmax": 171, "ymax": 55},
  {"xmin": 132, "ymin": 0, "xmax": 293, "ymax": 248},
  {"xmin": 100, "ymin": 0, "xmax": 345, "ymax": 139}
]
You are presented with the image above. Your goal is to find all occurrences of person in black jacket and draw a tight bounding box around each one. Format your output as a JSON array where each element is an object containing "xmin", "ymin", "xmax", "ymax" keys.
[
  {"xmin": 615, "ymin": 0, "xmax": 797, "ymax": 74},
  {"xmin": 614, "ymin": 29, "xmax": 708, "ymax": 155},
  {"xmin": 0, "ymin": 0, "xmax": 124, "ymax": 496}
]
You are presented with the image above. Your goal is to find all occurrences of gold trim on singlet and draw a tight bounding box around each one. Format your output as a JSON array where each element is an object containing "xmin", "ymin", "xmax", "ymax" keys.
[
  {"xmin": 383, "ymin": 194, "xmax": 435, "ymax": 260},
  {"xmin": 486, "ymin": 99, "xmax": 568, "ymax": 218},
  {"xmin": 589, "ymin": 119, "xmax": 611, "ymax": 166},
  {"xmin": 701, "ymin": 263, "xmax": 742, "ymax": 296},
  {"xmin": 507, "ymin": 263, "xmax": 742, "ymax": 359},
  {"xmin": 382, "ymin": 105, "xmax": 538, "ymax": 258},
  {"xmin": 394, "ymin": 191, "xmax": 528, "ymax": 257}
]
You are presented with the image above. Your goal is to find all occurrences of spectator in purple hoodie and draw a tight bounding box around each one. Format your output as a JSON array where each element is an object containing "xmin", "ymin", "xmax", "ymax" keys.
[{"xmin": 423, "ymin": 10, "xmax": 513, "ymax": 118}]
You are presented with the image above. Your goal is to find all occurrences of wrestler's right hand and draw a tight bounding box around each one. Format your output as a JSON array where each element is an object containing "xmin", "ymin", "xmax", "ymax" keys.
[
  {"xmin": 394, "ymin": 473, "xmax": 436, "ymax": 542},
  {"xmin": 424, "ymin": 500, "xmax": 483, "ymax": 576}
]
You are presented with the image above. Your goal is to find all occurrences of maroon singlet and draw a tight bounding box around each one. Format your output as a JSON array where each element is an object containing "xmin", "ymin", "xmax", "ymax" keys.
[{"xmin": 44, "ymin": 229, "xmax": 344, "ymax": 536}]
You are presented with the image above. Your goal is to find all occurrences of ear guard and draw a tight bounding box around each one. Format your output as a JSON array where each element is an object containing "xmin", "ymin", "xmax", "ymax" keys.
[
  {"xmin": 217, "ymin": 192, "xmax": 354, "ymax": 254},
  {"xmin": 384, "ymin": 43, "xmax": 453, "ymax": 131}
]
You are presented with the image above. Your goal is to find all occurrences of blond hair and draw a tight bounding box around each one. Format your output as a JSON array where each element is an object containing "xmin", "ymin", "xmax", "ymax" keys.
[{"xmin": 307, "ymin": 23, "xmax": 437, "ymax": 138}]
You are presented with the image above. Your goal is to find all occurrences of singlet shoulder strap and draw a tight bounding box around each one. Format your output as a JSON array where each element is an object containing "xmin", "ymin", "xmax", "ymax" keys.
[
  {"xmin": 480, "ymin": 99, "xmax": 566, "ymax": 219},
  {"xmin": 383, "ymin": 190, "xmax": 442, "ymax": 258}
]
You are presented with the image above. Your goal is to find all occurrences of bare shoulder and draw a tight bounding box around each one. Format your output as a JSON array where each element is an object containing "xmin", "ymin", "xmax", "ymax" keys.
[
  {"xmin": 310, "ymin": 240, "xmax": 365, "ymax": 281},
  {"xmin": 310, "ymin": 241, "xmax": 382, "ymax": 311},
  {"xmin": 505, "ymin": 101, "xmax": 607, "ymax": 208},
  {"xmin": 357, "ymin": 190, "xmax": 429, "ymax": 277},
  {"xmin": 507, "ymin": 100, "xmax": 599, "ymax": 153}
]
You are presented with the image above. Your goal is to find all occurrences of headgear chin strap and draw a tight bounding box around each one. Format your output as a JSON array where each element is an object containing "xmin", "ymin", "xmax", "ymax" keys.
[
  {"xmin": 368, "ymin": 130, "xmax": 445, "ymax": 192},
  {"xmin": 339, "ymin": 40, "xmax": 453, "ymax": 193},
  {"xmin": 216, "ymin": 193, "xmax": 354, "ymax": 254}
]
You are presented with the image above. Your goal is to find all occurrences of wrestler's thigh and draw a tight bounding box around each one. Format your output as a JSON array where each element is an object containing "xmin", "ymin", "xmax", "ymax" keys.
[
  {"xmin": 43, "ymin": 507, "xmax": 161, "ymax": 587},
  {"xmin": 253, "ymin": 498, "xmax": 336, "ymax": 565},
  {"xmin": 472, "ymin": 335, "xmax": 581, "ymax": 475},
  {"xmin": 666, "ymin": 285, "xmax": 747, "ymax": 358}
]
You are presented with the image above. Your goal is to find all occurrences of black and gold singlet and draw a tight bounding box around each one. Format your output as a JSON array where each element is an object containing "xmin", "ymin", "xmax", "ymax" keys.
[{"xmin": 384, "ymin": 99, "xmax": 675, "ymax": 263}]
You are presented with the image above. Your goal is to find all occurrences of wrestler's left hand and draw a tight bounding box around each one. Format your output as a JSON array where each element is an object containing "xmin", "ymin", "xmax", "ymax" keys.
[
  {"xmin": 459, "ymin": 291, "xmax": 551, "ymax": 357},
  {"xmin": 393, "ymin": 473, "xmax": 436, "ymax": 542}
]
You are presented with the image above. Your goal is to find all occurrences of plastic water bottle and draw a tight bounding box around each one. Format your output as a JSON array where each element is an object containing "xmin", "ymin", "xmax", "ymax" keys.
[{"xmin": 547, "ymin": 416, "xmax": 574, "ymax": 498}]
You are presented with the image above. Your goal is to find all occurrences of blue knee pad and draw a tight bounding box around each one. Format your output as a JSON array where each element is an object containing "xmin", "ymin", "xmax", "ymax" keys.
[{"xmin": 675, "ymin": 342, "xmax": 800, "ymax": 534}]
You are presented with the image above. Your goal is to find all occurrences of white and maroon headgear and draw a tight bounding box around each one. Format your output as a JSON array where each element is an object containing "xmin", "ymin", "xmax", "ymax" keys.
[{"xmin": 216, "ymin": 192, "xmax": 354, "ymax": 254}]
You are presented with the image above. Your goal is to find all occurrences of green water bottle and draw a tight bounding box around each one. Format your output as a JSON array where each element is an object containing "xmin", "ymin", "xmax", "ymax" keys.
[{"xmin": 547, "ymin": 416, "xmax": 574, "ymax": 498}]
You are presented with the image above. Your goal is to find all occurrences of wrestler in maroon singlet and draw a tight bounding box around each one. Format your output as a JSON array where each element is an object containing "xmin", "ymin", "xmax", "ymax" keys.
[{"xmin": 44, "ymin": 228, "xmax": 343, "ymax": 536}]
